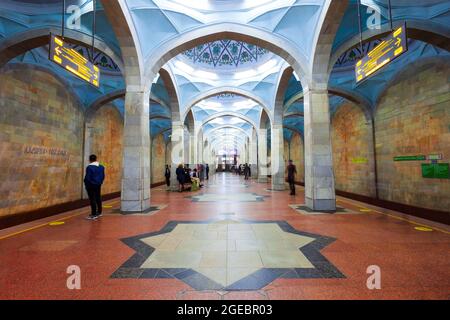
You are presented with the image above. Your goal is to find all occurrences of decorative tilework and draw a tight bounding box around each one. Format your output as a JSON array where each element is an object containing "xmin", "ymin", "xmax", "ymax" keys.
[
  {"xmin": 188, "ymin": 193, "xmax": 266, "ymax": 202},
  {"xmin": 183, "ymin": 40, "xmax": 268, "ymax": 68},
  {"xmin": 289, "ymin": 204, "xmax": 361, "ymax": 215},
  {"xmin": 111, "ymin": 220, "xmax": 345, "ymax": 291},
  {"xmin": 110, "ymin": 204, "xmax": 167, "ymax": 215}
]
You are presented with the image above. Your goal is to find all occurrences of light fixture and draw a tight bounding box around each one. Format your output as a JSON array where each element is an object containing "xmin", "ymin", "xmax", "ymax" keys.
[
  {"xmin": 232, "ymin": 99, "xmax": 256, "ymax": 108},
  {"xmin": 234, "ymin": 69, "xmax": 257, "ymax": 79},
  {"xmin": 196, "ymin": 70, "xmax": 218, "ymax": 80},
  {"xmin": 198, "ymin": 100, "xmax": 222, "ymax": 109},
  {"xmin": 174, "ymin": 60, "xmax": 194, "ymax": 73},
  {"xmin": 257, "ymin": 58, "xmax": 277, "ymax": 73}
]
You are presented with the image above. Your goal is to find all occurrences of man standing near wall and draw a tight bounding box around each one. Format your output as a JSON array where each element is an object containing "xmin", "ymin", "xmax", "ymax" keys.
[
  {"xmin": 286, "ymin": 160, "xmax": 297, "ymax": 196},
  {"xmin": 84, "ymin": 154, "xmax": 105, "ymax": 220}
]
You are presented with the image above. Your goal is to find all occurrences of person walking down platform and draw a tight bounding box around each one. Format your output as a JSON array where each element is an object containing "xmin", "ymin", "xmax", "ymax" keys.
[
  {"xmin": 84, "ymin": 154, "xmax": 105, "ymax": 220},
  {"xmin": 244, "ymin": 163, "xmax": 250, "ymax": 180},
  {"xmin": 205, "ymin": 164, "xmax": 209, "ymax": 180},
  {"xmin": 176, "ymin": 164, "xmax": 185, "ymax": 192},
  {"xmin": 199, "ymin": 164, "xmax": 205, "ymax": 182},
  {"xmin": 165, "ymin": 165, "xmax": 170, "ymax": 188},
  {"xmin": 286, "ymin": 160, "xmax": 297, "ymax": 196}
]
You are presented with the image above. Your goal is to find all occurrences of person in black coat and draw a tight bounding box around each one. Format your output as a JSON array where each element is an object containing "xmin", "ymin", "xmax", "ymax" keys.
[
  {"xmin": 165, "ymin": 165, "xmax": 170, "ymax": 187},
  {"xmin": 286, "ymin": 160, "xmax": 297, "ymax": 195},
  {"xmin": 84, "ymin": 154, "xmax": 105, "ymax": 220},
  {"xmin": 176, "ymin": 164, "xmax": 184, "ymax": 192}
]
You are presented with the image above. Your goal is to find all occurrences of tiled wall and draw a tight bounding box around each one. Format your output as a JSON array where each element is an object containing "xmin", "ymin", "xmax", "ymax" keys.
[
  {"xmin": 151, "ymin": 133, "xmax": 166, "ymax": 184},
  {"xmin": 90, "ymin": 103, "xmax": 124, "ymax": 195},
  {"xmin": 375, "ymin": 61, "xmax": 450, "ymax": 212},
  {"xmin": 289, "ymin": 132, "xmax": 305, "ymax": 183},
  {"xmin": 331, "ymin": 101, "xmax": 376, "ymax": 197},
  {"xmin": 0, "ymin": 67, "xmax": 84, "ymax": 217}
]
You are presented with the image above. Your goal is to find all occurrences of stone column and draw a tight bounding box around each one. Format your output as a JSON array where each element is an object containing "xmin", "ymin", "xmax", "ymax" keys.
[
  {"xmin": 211, "ymin": 150, "xmax": 216, "ymax": 175},
  {"xmin": 170, "ymin": 122, "xmax": 184, "ymax": 191},
  {"xmin": 183, "ymin": 127, "xmax": 190, "ymax": 168},
  {"xmin": 271, "ymin": 124, "xmax": 285, "ymax": 190},
  {"xmin": 121, "ymin": 90, "xmax": 151, "ymax": 212},
  {"xmin": 82, "ymin": 121, "xmax": 94, "ymax": 199},
  {"xmin": 303, "ymin": 89, "xmax": 336, "ymax": 211},
  {"xmin": 245, "ymin": 139, "xmax": 250, "ymax": 163},
  {"xmin": 250, "ymin": 129, "xmax": 258, "ymax": 178},
  {"xmin": 257, "ymin": 128, "xmax": 268, "ymax": 183},
  {"xmin": 197, "ymin": 131, "xmax": 203, "ymax": 164},
  {"xmin": 190, "ymin": 134, "xmax": 195, "ymax": 166}
]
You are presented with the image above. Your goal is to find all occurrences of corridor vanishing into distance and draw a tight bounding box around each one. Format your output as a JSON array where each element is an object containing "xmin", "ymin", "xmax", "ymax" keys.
[
  {"xmin": 0, "ymin": 173, "xmax": 449, "ymax": 300},
  {"xmin": 0, "ymin": 0, "xmax": 449, "ymax": 303}
]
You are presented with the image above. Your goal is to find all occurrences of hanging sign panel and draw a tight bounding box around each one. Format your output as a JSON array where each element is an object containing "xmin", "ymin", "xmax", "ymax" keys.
[
  {"xmin": 49, "ymin": 34, "xmax": 100, "ymax": 87},
  {"xmin": 355, "ymin": 24, "xmax": 408, "ymax": 83}
]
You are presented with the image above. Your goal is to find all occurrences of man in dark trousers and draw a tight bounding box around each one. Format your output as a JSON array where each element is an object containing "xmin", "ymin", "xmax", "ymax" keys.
[
  {"xmin": 165, "ymin": 164, "xmax": 171, "ymax": 188},
  {"xmin": 84, "ymin": 154, "xmax": 105, "ymax": 220},
  {"xmin": 205, "ymin": 164, "xmax": 209, "ymax": 180},
  {"xmin": 286, "ymin": 160, "xmax": 297, "ymax": 196}
]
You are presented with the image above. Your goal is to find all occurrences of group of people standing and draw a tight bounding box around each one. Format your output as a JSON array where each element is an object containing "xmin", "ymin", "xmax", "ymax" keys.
[
  {"xmin": 172, "ymin": 163, "xmax": 209, "ymax": 192},
  {"xmin": 233, "ymin": 160, "xmax": 298, "ymax": 195},
  {"xmin": 234, "ymin": 163, "xmax": 252, "ymax": 180}
]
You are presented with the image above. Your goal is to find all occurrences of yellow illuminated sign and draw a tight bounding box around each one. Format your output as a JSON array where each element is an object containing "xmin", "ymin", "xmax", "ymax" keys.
[
  {"xmin": 49, "ymin": 34, "xmax": 100, "ymax": 87},
  {"xmin": 355, "ymin": 24, "xmax": 408, "ymax": 83}
]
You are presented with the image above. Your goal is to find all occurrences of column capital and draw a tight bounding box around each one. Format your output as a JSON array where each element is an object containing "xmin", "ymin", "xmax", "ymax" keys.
[
  {"xmin": 125, "ymin": 87, "xmax": 151, "ymax": 96},
  {"xmin": 303, "ymin": 88, "xmax": 328, "ymax": 96},
  {"xmin": 171, "ymin": 122, "xmax": 184, "ymax": 130},
  {"xmin": 272, "ymin": 124, "xmax": 284, "ymax": 130}
]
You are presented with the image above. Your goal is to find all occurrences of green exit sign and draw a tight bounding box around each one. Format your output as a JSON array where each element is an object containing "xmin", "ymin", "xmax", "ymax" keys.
[
  {"xmin": 394, "ymin": 155, "xmax": 426, "ymax": 161},
  {"xmin": 422, "ymin": 163, "xmax": 450, "ymax": 179}
]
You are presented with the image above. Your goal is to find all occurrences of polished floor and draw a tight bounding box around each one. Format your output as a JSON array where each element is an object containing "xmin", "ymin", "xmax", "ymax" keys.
[{"xmin": 0, "ymin": 173, "xmax": 449, "ymax": 300}]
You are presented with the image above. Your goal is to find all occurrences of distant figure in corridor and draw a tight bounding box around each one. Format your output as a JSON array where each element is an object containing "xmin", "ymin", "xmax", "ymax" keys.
[
  {"xmin": 165, "ymin": 165, "xmax": 170, "ymax": 187},
  {"xmin": 286, "ymin": 159, "xmax": 297, "ymax": 196},
  {"xmin": 84, "ymin": 154, "xmax": 105, "ymax": 220},
  {"xmin": 244, "ymin": 163, "xmax": 250, "ymax": 180},
  {"xmin": 176, "ymin": 164, "xmax": 185, "ymax": 192},
  {"xmin": 199, "ymin": 164, "xmax": 205, "ymax": 182},
  {"xmin": 205, "ymin": 164, "xmax": 209, "ymax": 180}
]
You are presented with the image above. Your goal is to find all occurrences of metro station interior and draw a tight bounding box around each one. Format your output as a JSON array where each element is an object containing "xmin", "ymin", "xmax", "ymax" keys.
[{"xmin": 0, "ymin": 0, "xmax": 449, "ymax": 300}]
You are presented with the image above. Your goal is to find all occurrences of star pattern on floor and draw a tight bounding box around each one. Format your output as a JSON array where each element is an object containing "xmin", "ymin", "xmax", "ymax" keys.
[
  {"xmin": 188, "ymin": 193, "xmax": 266, "ymax": 202},
  {"xmin": 111, "ymin": 220, "xmax": 345, "ymax": 290}
]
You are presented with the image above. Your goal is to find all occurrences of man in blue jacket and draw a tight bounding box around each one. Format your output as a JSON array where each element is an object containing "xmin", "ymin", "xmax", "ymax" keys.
[{"xmin": 84, "ymin": 154, "xmax": 105, "ymax": 220}]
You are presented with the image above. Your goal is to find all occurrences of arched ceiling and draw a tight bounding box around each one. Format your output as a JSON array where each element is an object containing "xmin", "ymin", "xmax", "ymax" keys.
[
  {"xmin": 0, "ymin": 0, "xmax": 449, "ymax": 148},
  {"xmin": 192, "ymin": 94, "xmax": 262, "ymax": 125}
]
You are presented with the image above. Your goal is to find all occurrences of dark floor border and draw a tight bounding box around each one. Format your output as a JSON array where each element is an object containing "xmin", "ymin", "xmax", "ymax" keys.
[
  {"xmin": 0, "ymin": 191, "xmax": 120, "ymax": 230},
  {"xmin": 151, "ymin": 181, "xmax": 166, "ymax": 188},
  {"xmin": 294, "ymin": 182, "xmax": 449, "ymax": 225},
  {"xmin": 0, "ymin": 181, "xmax": 170, "ymax": 230}
]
